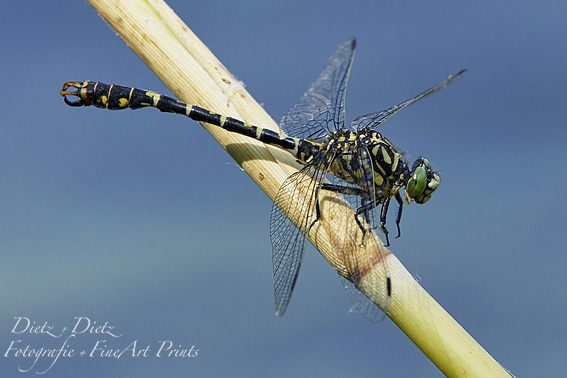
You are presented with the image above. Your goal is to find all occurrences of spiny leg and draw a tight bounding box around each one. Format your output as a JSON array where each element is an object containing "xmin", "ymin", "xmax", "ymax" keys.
[
  {"xmin": 394, "ymin": 191, "xmax": 404, "ymax": 239},
  {"xmin": 308, "ymin": 185, "xmax": 323, "ymax": 232},
  {"xmin": 379, "ymin": 198, "xmax": 392, "ymax": 247},
  {"xmin": 319, "ymin": 182, "xmax": 383, "ymax": 246},
  {"xmin": 353, "ymin": 200, "xmax": 376, "ymax": 246}
]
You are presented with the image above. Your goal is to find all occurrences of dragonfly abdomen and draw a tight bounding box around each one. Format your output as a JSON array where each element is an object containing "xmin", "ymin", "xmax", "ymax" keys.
[{"xmin": 61, "ymin": 81, "xmax": 318, "ymax": 160}]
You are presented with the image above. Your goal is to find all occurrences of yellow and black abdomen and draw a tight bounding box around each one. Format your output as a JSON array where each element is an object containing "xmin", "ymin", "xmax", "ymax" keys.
[{"xmin": 60, "ymin": 81, "xmax": 318, "ymax": 160}]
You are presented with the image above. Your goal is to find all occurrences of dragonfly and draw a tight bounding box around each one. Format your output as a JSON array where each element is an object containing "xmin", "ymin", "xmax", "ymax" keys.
[{"xmin": 60, "ymin": 38, "xmax": 464, "ymax": 321}]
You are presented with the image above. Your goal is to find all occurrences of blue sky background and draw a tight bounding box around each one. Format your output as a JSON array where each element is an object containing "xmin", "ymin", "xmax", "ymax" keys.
[{"xmin": 1, "ymin": 1, "xmax": 565, "ymax": 377}]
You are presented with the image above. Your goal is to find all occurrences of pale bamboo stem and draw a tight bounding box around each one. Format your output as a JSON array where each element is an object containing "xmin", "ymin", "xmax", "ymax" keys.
[{"xmin": 82, "ymin": 1, "xmax": 512, "ymax": 376}]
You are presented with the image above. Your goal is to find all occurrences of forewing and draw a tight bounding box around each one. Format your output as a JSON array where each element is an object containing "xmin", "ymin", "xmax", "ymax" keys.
[
  {"xmin": 351, "ymin": 69, "xmax": 466, "ymax": 130},
  {"xmin": 280, "ymin": 38, "xmax": 357, "ymax": 139}
]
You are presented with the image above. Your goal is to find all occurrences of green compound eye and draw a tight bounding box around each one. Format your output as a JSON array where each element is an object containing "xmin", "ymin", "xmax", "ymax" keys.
[{"xmin": 406, "ymin": 166, "xmax": 427, "ymax": 198}]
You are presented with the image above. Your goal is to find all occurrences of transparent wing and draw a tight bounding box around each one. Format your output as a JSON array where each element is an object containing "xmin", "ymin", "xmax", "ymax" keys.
[
  {"xmin": 318, "ymin": 143, "xmax": 392, "ymax": 321},
  {"xmin": 351, "ymin": 69, "xmax": 466, "ymax": 130},
  {"xmin": 280, "ymin": 38, "xmax": 357, "ymax": 139},
  {"xmin": 270, "ymin": 164, "xmax": 327, "ymax": 316},
  {"xmin": 341, "ymin": 277, "xmax": 387, "ymax": 323}
]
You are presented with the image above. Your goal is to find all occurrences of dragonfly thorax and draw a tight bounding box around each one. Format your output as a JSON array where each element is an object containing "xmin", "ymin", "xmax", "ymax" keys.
[{"xmin": 324, "ymin": 129, "xmax": 409, "ymax": 200}]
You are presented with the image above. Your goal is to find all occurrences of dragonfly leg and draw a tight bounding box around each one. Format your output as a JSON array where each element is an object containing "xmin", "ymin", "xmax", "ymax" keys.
[
  {"xmin": 380, "ymin": 198, "xmax": 391, "ymax": 247},
  {"xmin": 320, "ymin": 183, "xmax": 374, "ymax": 245},
  {"xmin": 353, "ymin": 200, "xmax": 376, "ymax": 246},
  {"xmin": 394, "ymin": 191, "xmax": 404, "ymax": 239},
  {"xmin": 308, "ymin": 185, "xmax": 323, "ymax": 232}
]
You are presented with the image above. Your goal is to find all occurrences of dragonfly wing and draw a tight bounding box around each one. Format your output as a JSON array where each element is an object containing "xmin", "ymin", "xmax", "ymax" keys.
[
  {"xmin": 323, "ymin": 142, "xmax": 392, "ymax": 321},
  {"xmin": 351, "ymin": 69, "xmax": 466, "ymax": 130},
  {"xmin": 280, "ymin": 38, "xmax": 357, "ymax": 139},
  {"xmin": 270, "ymin": 165, "xmax": 326, "ymax": 316},
  {"xmin": 341, "ymin": 276, "xmax": 387, "ymax": 323}
]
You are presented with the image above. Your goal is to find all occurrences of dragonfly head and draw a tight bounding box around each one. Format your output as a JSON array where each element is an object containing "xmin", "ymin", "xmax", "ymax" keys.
[{"xmin": 404, "ymin": 158, "xmax": 440, "ymax": 204}]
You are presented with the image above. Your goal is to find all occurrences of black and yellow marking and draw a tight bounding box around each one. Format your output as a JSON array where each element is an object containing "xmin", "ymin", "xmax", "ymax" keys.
[
  {"xmin": 60, "ymin": 75, "xmax": 453, "ymax": 246},
  {"xmin": 60, "ymin": 38, "xmax": 464, "ymax": 322},
  {"xmin": 61, "ymin": 80, "xmax": 319, "ymax": 163}
]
